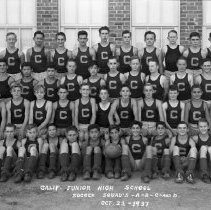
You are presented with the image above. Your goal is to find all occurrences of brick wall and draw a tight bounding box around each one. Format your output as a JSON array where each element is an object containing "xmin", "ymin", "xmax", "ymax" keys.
[
  {"xmin": 37, "ymin": 0, "xmax": 59, "ymax": 49},
  {"xmin": 108, "ymin": 0, "xmax": 130, "ymax": 46},
  {"xmin": 180, "ymin": 0, "xmax": 203, "ymax": 47}
]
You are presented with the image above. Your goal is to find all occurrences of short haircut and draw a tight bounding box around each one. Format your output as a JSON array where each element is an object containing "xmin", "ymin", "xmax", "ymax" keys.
[
  {"xmin": 47, "ymin": 123, "xmax": 56, "ymax": 129},
  {"xmin": 88, "ymin": 61, "xmax": 99, "ymax": 70},
  {"xmin": 108, "ymin": 56, "xmax": 117, "ymax": 62},
  {"xmin": 131, "ymin": 120, "xmax": 142, "ymax": 128},
  {"xmin": 148, "ymin": 59, "xmax": 159, "ymax": 66},
  {"xmin": 46, "ymin": 62, "xmax": 55, "ymax": 70},
  {"xmin": 58, "ymin": 85, "xmax": 68, "ymax": 91},
  {"xmin": 130, "ymin": 56, "xmax": 140, "ymax": 63},
  {"xmin": 177, "ymin": 56, "xmax": 187, "ymax": 64},
  {"xmin": 26, "ymin": 124, "xmax": 37, "ymax": 131},
  {"xmin": 144, "ymin": 83, "xmax": 153, "ymax": 90},
  {"xmin": 6, "ymin": 32, "xmax": 17, "ymax": 38},
  {"xmin": 122, "ymin": 30, "xmax": 131, "ymax": 37},
  {"xmin": 21, "ymin": 62, "xmax": 32, "ymax": 70},
  {"xmin": 121, "ymin": 84, "xmax": 130, "ymax": 91},
  {"xmin": 198, "ymin": 118, "xmax": 209, "ymax": 125},
  {"xmin": 5, "ymin": 123, "xmax": 16, "ymax": 130},
  {"xmin": 144, "ymin": 31, "xmax": 156, "ymax": 40},
  {"xmin": 156, "ymin": 121, "xmax": 166, "ymax": 128},
  {"xmin": 109, "ymin": 124, "xmax": 120, "ymax": 132},
  {"xmin": 34, "ymin": 31, "xmax": 45, "ymax": 38},
  {"xmin": 202, "ymin": 58, "xmax": 211, "ymax": 64},
  {"xmin": 99, "ymin": 86, "xmax": 108, "ymax": 93},
  {"xmin": 99, "ymin": 26, "xmax": 110, "ymax": 34},
  {"xmin": 66, "ymin": 125, "xmax": 78, "ymax": 134},
  {"xmin": 66, "ymin": 59, "xmax": 77, "ymax": 65},
  {"xmin": 191, "ymin": 84, "xmax": 202, "ymax": 92},
  {"xmin": 177, "ymin": 121, "xmax": 188, "ymax": 127},
  {"xmin": 34, "ymin": 84, "xmax": 45, "ymax": 93},
  {"xmin": 0, "ymin": 58, "xmax": 7, "ymax": 64},
  {"xmin": 56, "ymin": 32, "xmax": 66, "ymax": 40},
  {"xmin": 88, "ymin": 124, "xmax": 100, "ymax": 132},
  {"xmin": 78, "ymin": 30, "xmax": 88, "ymax": 38},
  {"xmin": 169, "ymin": 85, "xmax": 178, "ymax": 92},
  {"xmin": 10, "ymin": 82, "xmax": 22, "ymax": 91},
  {"xmin": 80, "ymin": 82, "xmax": 90, "ymax": 89},
  {"xmin": 168, "ymin": 30, "xmax": 177, "ymax": 36},
  {"xmin": 189, "ymin": 31, "xmax": 200, "ymax": 39}
]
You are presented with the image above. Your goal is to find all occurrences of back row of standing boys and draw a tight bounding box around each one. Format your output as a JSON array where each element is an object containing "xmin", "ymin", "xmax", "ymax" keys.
[{"xmin": 0, "ymin": 26, "xmax": 211, "ymax": 185}]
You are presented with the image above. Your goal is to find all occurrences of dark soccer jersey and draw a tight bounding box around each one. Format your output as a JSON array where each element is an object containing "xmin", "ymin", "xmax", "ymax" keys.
[
  {"xmin": 11, "ymin": 99, "xmax": 25, "ymax": 124},
  {"xmin": 20, "ymin": 78, "xmax": 36, "ymax": 101},
  {"xmin": 96, "ymin": 103, "xmax": 111, "ymax": 128},
  {"xmin": 25, "ymin": 138, "xmax": 39, "ymax": 157},
  {"xmin": 175, "ymin": 136, "xmax": 190, "ymax": 157},
  {"xmin": 200, "ymin": 75, "xmax": 211, "ymax": 101},
  {"xmin": 206, "ymin": 48, "xmax": 211, "ymax": 61},
  {"xmin": 151, "ymin": 136, "xmax": 168, "ymax": 158},
  {"xmin": 186, "ymin": 48, "xmax": 203, "ymax": 70},
  {"xmin": 0, "ymin": 77, "xmax": 12, "ymax": 99},
  {"xmin": 78, "ymin": 99, "xmax": 92, "ymax": 124},
  {"xmin": 53, "ymin": 49, "xmax": 68, "ymax": 74},
  {"xmin": 44, "ymin": 79, "xmax": 59, "ymax": 102},
  {"xmin": 128, "ymin": 136, "xmax": 145, "ymax": 160},
  {"xmin": 87, "ymin": 78, "xmax": 101, "ymax": 103},
  {"xmin": 196, "ymin": 135, "xmax": 211, "ymax": 150},
  {"xmin": 33, "ymin": 101, "xmax": 47, "ymax": 126}
]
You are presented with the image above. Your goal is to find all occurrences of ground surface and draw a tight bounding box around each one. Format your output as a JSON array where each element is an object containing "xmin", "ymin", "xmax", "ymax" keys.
[{"xmin": 0, "ymin": 172, "xmax": 210, "ymax": 210}]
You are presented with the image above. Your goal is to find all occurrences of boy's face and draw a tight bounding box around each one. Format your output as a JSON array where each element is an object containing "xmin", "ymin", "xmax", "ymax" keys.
[
  {"xmin": 80, "ymin": 85, "xmax": 90, "ymax": 97},
  {"xmin": 168, "ymin": 32, "xmax": 177, "ymax": 44},
  {"xmin": 66, "ymin": 61, "xmax": 76, "ymax": 74},
  {"xmin": 66, "ymin": 130, "xmax": 78, "ymax": 143},
  {"xmin": 110, "ymin": 129, "xmax": 120, "ymax": 143},
  {"xmin": 122, "ymin": 33, "xmax": 131, "ymax": 44},
  {"xmin": 89, "ymin": 65, "xmax": 98, "ymax": 76},
  {"xmin": 177, "ymin": 124, "xmax": 188, "ymax": 136},
  {"xmin": 27, "ymin": 128, "xmax": 37, "ymax": 140},
  {"xmin": 145, "ymin": 34, "xmax": 155, "ymax": 46},
  {"xmin": 177, "ymin": 59, "xmax": 187, "ymax": 72},
  {"xmin": 6, "ymin": 34, "xmax": 17, "ymax": 47},
  {"xmin": 78, "ymin": 34, "xmax": 88, "ymax": 46},
  {"xmin": 130, "ymin": 59, "xmax": 140, "ymax": 71},
  {"xmin": 47, "ymin": 68, "xmax": 56, "ymax": 78},
  {"xmin": 89, "ymin": 128, "xmax": 99, "ymax": 141},
  {"xmin": 5, "ymin": 127, "xmax": 15, "ymax": 139},
  {"xmin": 35, "ymin": 88, "xmax": 45, "ymax": 100},
  {"xmin": 99, "ymin": 90, "xmax": 109, "ymax": 101},
  {"xmin": 120, "ymin": 87, "xmax": 130, "ymax": 99},
  {"xmin": 131, "ymin": 124, "xmax": 141, "ymax": 137},
  {"xmin": 48, "ymin": 126, "xmax": 57, "ymax": 137},
  {"xmin": 11, "ymin": 87, "xmax": 22, "ymax": 99},
  {"xmin": 191, "ymin": 88, "xmax": 202, "ymax": 100},
  {"xmin": 190, "ymin": 36, "xmax": 200, "ymax": 47},
  {"xmin": 100, "ymin": 30, "xmax": 109, "ymax": 42},
  {"xmin": 108, "ymin": 59, "xmax": 118, "ymax": 72},
  {"xmin": 168, "ymin": 90, "xmax": 178, "ymax": 100},
  {"xmin": 202, "ymin": 61, "xmax": 211, "ymax": 73},
  {"xmin": 157, "ymin": 124, "xmax": 165, "ymax": 136},
  {"xmin": 34, "ymin": 34, "xmax": 44, "ymax": 47},
  {"xmin": 148, "ymin": 61, "xmax": 158, "ymax": 73},
  {"xmin": 58, "ymin": 88, "xmax": 68, "ymax": 100},
  {"xmin": 198, "ymin": 122, "xmax": 209, "ymax": 135},
  {"xmin": 0, "ymin": 62, "xmax": 7, "ymax": 73},
  {"xmin": 22, "ymin": 66, "xmax": 32, "ymax": 77},
  {"xmin": 56, "ymin": 35, "xmax": 65, "ymax": 47},
  {"xmin": 144, "ymin": 85, "xmax": 154, "ymax": 99}
]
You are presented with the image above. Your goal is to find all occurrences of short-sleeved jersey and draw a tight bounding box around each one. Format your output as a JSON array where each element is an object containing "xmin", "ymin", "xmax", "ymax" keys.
[
  {"xmin": 78, "ymin": 99, "xmax": 92, "ymax": 124},
  {"xmin": 96, "ymin": 43, "xmax": 113, "ymax": 74},
  {"xmin": 117, "ymin": 98, "xmax": 134, "ymax": 128},
  {"xmin": 4, "ymin": 48, "xmax": 21, "ymax": 74},
  {"xmin": 164, "ymin": 45, "xmax": 181, "ymax": 72},
  {"xmin": 106, "ymin": 72, "xmax": 122, "ymax": 99},
  {"xmin": 166, "ymin": 101, "xmax": 181, "ymax": 129},
  {"xmin": 118, "ymin": 46, "xmax": 133, "ymax": 73},
  {"xmin": 63, "ymin": 75, "xmax": 81, "ymax": 101},
  {"xmin": 186, "ymin": 48, "xmax": 203, "ymax": 70},
  {"xmin": 141, "ymin": 99, "xmax": 159, "ymax": 122},
  {"xmin": 0, "ymin": 77, "xmax": 12, "ymax": 99},
  {"xmin": 75, "ymin": 47, "xmax": 93, "ymax": 79},
  {"xmin": 188, "ymin": 101, "xmax": 206, "ymax": 125},
  {"xmin": 125, "ymin": 72, "xmax": 144, "ymax": 98},
  {"xmin": 33, "ymin": 100, "xmax": 47, "ymax": 126},
  {"xmin": 141, "ymin": 48, "xmax": 159, "ymax": 75},
  {"xmin": 87, "ymin": 78, "xmax": 101, "ymax": 103},
  {"xmin": 96, "ymin": 103, "xmax": 111, "ymax": 128},
  {"xmin": 11, "ymin": 98, "xmax": 25, "ymax": 124},
  {"xmin": 200, "ymin": 75, "xmax": 211, "ymax": 101},
  {"xmin": 44, "ymin": 79, "xmax": 59, "ymax": 102},
  {"xmin": 128, "ymin": 136, "xmax": 145, "ymax": 160},
  {"xmin": 20, "ymin": 78, "xmax": 36, "ymax": 101},
  {"xmin": 196, "ymin": 135, "xmax": 211, "ymax": 150},
  {"xmin": 30, "ymin": 47, "xmax": 47, "ymax": 73},
  {"xmin": 54, "ymin": 101, "xmax": 72, "ymax": 128},
  {"xmin": 25, "ymin": 137, "xmax": 39, "ymax": 157},
  {"xmin": 151, "ymin": 136, "xmax": 168, "ymax": 158},
  {"xmin": 173, "ymin": 73, "xmax": 191, "ymax": 101},
  {"xmin": 175, "ymin": 135, "xmax": 190, "ymax": 157},
  {"xmin": 53, "ymin": 49, "xmax": 68, "ymax": 74}
]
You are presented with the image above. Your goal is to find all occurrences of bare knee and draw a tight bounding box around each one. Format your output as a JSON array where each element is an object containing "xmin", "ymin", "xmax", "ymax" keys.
[
  {"xmin": 94, "ymin": 146, "xmax": 101, "ymax": 154},
  {"xmin": 146, "ymin": 145, "xmax": 152, "ymax": 158},
  {"xmin": 18, "ymin": 147, "xmax": 26, "ymax": 157},
  {"xmin": 0, "ymin": 146, "xmax": 5, "ymax": 158},
  {"xmin": 30, "ymin": 146, "xmax": 37, "ymax": 156},
  {"xmin": 60, "ymin": 142, "xmax": 68, "ymax": 154},
  {"xmin": 122, "ymin": 144, "xmax": 129, "ymax": 155},
  {"xmin": 6, "ymin": 146, "xmax": 13, "ymax": 156},
  {"xmin": 173, "ymin": 146, "xmax": 179, "ymax": 156},
  {"xmin": 200, "ymin": 146, "xmax": 208, "ymax": 158},
  {"xmin": 189, "ymin": 147, "xmax": 197, "ymax": 158},
  {"xmin": 71, "ymin": 142, "xmax": 80, "ymax": 154},
  {"xmin": 41, "ymin": 143, "xmax": 49, "ymax": 154},
  {"xmin": 86, "ymin": 146, "xmax": 93, "ymax": 155},
  {"xmin": 163, "ymin": 148, "xmax": 170, "ymax": 155}
]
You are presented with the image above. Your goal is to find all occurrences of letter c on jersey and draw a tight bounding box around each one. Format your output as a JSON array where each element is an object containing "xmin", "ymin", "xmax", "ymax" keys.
[
  {"xmin": 170, "ymin": 110, "xmax": 178, "ymax": 119},
  {"xmin": 82, "ymin": 108, "xmax": 90, "ymax": 118},
  {"xmin": 205, "ymin": 84, "xmax": 211, "ymax": 93},
  {"xmin": 35, "ymin": 55, "xmax": 42, "ymax": 63},
  {"xmin": 120, "ymin": 111, "xmax": 129, "ymax": 119},
  {"xmin": 146, "ymin": 110, "xmax": 154, "ymax": 119},
  {"xmin": 14, "ymin": 109, "xmax": 22, "ymax": 118},
  {"xmin": 8, "ymin": 57, "xmax": 15, "ymax": 66},
  {"xmin": 101, "ymin": 52, "xmax": 108, "ymax": 60},
  {"xmin": 191, "ymin": 57, "xmax": 199, "ymax": 67},
  {"xmin": 193, "ymin": 111, "xmax": 201, "ymax": 121},
  {"xmin": 177, "ymin": 83, "xmax": 185, "ymax": 91},
  {"xmin": 35, "ymin": 111, "xmax": 43, "ymax": 120},
  {"xmin": 80, "ymin": 55, "xmax": 88, "ymax": 64},
  {"xmin": 130, "ymin": 81, "xmax": 138, "ymax": 89},
  {"xmin": 58, "ymin": 57, "xmax": 65, "ymax": 66},
  {"xmin": 123, "ymin": 55, "xmax": 131, "ymax": 65},
  {"xmin": 59, "ymin": 111, "xmax": 67, "ymax": 120},
  {"xmin": 109, "ymin": 81, "xmax": 117, "ymax": 90}
]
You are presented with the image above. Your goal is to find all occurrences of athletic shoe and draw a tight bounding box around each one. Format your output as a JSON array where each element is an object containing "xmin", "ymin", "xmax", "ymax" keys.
[
  {"xmin": 83, "ymin": 171, "xmax": 91, "ymax": 180},
  {"xmin": 37, "ymin": 171, "xmax": 45, "ymax": 179},
  {"xmin": 186, "ymin": 174, "xmax": 195, "ymax": 184},
  {"xmin": 175, "ymin": 172, "xmax": 184, "ymax": 184},
  {"xmin": 24, "ymin": 173, "xmax": 32, "ymax": 183},
  {"xmin": 121, "ymin": 173, "xmax": 129, "ymax": 181},
  {"xmin": 68, "ymin": 172, "xmax": 76, "ymax": 181},
  {"xmin": 162, "ymin": 172, "xmax": 170, "ymax": 180},
  {"xmin": 92, "ymin": 170, "xmax": 101, "ymax": 180},
  {"xmin": 0, "ymin": 174, "xmax": 8, "ymax": 182},
  {"xmin": 106, "ymin": 172, "xmax": 114, "ymax": 179},
  {"xmin": 60, "ymin": 172, "xmax": 68, "ymax": 182},
  {"xmin": 48, "ymin": 171, "xmax": 56, "ymax": 179},
  {"xmin": 202, "ymin": 175, "xmax": 211, "ymax": 184},
  {"xmin": 142, "ymin": 176, "xmax": 151, "ymax": 183},
  {"xmin": 114, "ymin": 172, "xmax": 121, "ymax": 179}
]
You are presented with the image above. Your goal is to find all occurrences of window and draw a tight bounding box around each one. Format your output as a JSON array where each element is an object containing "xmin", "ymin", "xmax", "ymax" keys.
[
  {"xmin": 131, "ymin": 0, "xmax": 180, "ymax": 49},
  {"xmin": 0, "ymin": 0, "xmax": 36, "ymax": 53},
  {"xmin": 60, "ymin": 0, "xmax": 108, "ymax": 50}
]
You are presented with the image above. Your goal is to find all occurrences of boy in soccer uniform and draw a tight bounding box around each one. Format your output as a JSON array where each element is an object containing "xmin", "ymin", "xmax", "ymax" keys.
[
  {"xmin": 139, "ymin": 31, "xmax": 163, "ymax": 75},
  {"xmin": 109, "ymin": 85, "xmax": 138, "ymax": 136},
  {"xmin": 83, "ymin": 124, "xmax": 102, "ymax": 180},
  {"xmin": 0, "ymin": 59, "xmax": 15, "ymax": 101},
  {"xmin": 0, "ymin": 32, "xmax": 25, "ymax": 81},
  {"xmin": 51, "ymin": 86, "xmax": 75, "ymax": 139},
  {"xmin": 104, "ymin": 57, "xmax": 126, "ymax": 101},
  {"xmin": 18, "ymin": 62, "xmax": 38, "ymax": 102},
  {"xmin": 40, "ymin": 63, "xmax": 60, "ymax": 103},
  {"xmin": 116, "ymin": 30, "xmax": 138, "ymax": 74},
  {"xmin": 26, "ymin": 31, "xmax": 50, "ymax": 81},
  {"xmin": 6, "ymin": 83, "xmax": 30, "ymax": 140},
  {"xmin": 60, "ymin": 59, "xmax": 83, "ymax": 102},
  {"xmin": 162, "ymin": 85, "xmax": 185, "ymax": 136},
  {"xmin": 93, "ymin": 26, "xmax": 116, "ymax": 77},
  {"xmin": 138, "ymin": 83, "xmax": 164, "ymax": 137},
  {"xmin": 170, "ymin": 122, "xmax": 197, "ymax": 184},
  {"xmin": 162, "ymin": 30, "xmax": 184, "ymax": 80},
  {"xmin": 192, "ymin": 119, "xmax": 211, "ymax": 183},
  {"xmin": 183, "ymin": 32, "xmax": 206, "ymax": 77},
  {"xmin": 170, "ymin": 56, "xmax": 193, "ymax": 103},
  {"xmin": 0, "ymin": 124, "xmax": 20, "ymax": 182},
  {"xmin": 72, "ymin": 30, "xmax": 95, "ymax": 80},
  {"xmin": 29, "ymin": 84, "xmax": 52, "ymax": 135},
  {"xmin": 51, "ymin": 32, "xmax": 72, "ymax": 79},
  {"xmin": 124, "ymin": 56, "xmax": 145, "ymax": 100},
  {"xmin": 151, "ymin": 122, "xmax": 171, "ymax": 179},
  {"xmin": 75, "ymin": 83, "xmax": 96, "ymax": 145},
  {"xmin": 84, "ymin": 62, "xmax": 105, "ymax": 103},
  {"xmin": 145, "ymin": 59, "xmax": 168, "ymax": 101},
  {"xmin": 185, "ymin": 85, "xmax": 211, "ymax": 136}
]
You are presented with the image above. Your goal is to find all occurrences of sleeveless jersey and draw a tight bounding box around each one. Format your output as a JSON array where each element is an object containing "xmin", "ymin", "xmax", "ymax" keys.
[
  {"xmin": 200, "ymin": 75, "xmax": 211, "ymax": 101},
  {"xmin": 196, "ymin": 135, "xmax": 211, "ymax": 150},
  {"xmin": 53, "ymin": 49, "xmax": 68, "ymax": 74},
  {"xmin": 165, "ymin": 45, "xmax": 181, "ymax": 72},
  {"xmin": 96, "ymin": 43, "xmax": 113, "ymax": 74},
  {"xmin": 141, "ymin": 47, "xmax": 159, "ymax": 75},
  {"xmin": 175, "ymin": 135, "xmax": 190, "ymax": 157},
  {"xmin": 0, "ymin": 76, "xmax": 12, "ymax": 99},
  {"xmin": 117, "ymin": 99, "xmax": 134, "ymax": 128},
  {"xmin": 63, "ymin": 75, "xmax": 81, "ymax": 101},
  {"xmin": 188, "ymin": 101, "xmax": 206, "ymax": 125},
  {"xmin": 186, "ymin": 48, "xmax": 203, "ymax": 70},
  {"xmin": 3, "ymin": 138, "xmax": 18, "ymax": 155},
  {"xmin": 44, "ymin": 79, "xmax": 59, "ymax": 102},
  {"xmin": 141, "ymin": 99, "xmax": 159, "ymax": 122},
  {"xmin": 33, "ymin": 101, "xmax": 47, "ymax": 126},
  {"xmin": 128, "ymin": 136, "xmax": 145, "ymax": 160},
  {"xmin": 30, "ymin": 47, "xmax": 47, "ymax": 73},
  {"xmin": 166, "ymin": 101, "xmax": 181, "ymax": 129},
  {"xmin": 173, "ymin": 73, "xmax": 191, "ymax": 101},
  {"xmin": 11, "ymin": 99, "xmax": 25, "ymax": 124},
  {"xmin": 206, "ymin": 48, "xmax": 211, "ymax": 61},
  {"xmin": 106, "ymin": 72, "xmax": 122, "ymax": 99},
  {"xmin": 148, "ymin": 74, "xmax": 164, "ymax": 101},
  {"xmin": 87, "ymin": 78, "xmax": 101, "ymax": 103},
  {"xmin": 118, "ymin": 46, "xmax": 133, "ymax": 73},
  {"xmin": 75, "ymin": 47, "xmax": 92, "ymax": 79},
  {"xmin": 78, "ymin": 99, "xmax": 92, "ymax": 124},
  {"xmin": 4, "ymin": 48, "xmax": 21, "ymax": 74},
  {"xmin": 54, "ymin": 101, "xmax": 72, "ymax": 128},
  {"xmin": 20, "ymin": 78, "xmax": 36, "ymax": 101},
  {"xmin": 96, "ymin": 103, "xmax": 111, "ymax": 128},
  {"xmin": 151, "ymin": 136, "xmax": 168, "ymax": 158},
  {"xmin": 25, "ymin": 138, "xmax": 39, "ymax": 157},
  {"xmin": 126, "ymin": 72, "xmax": 144, "ymax": 98}
]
